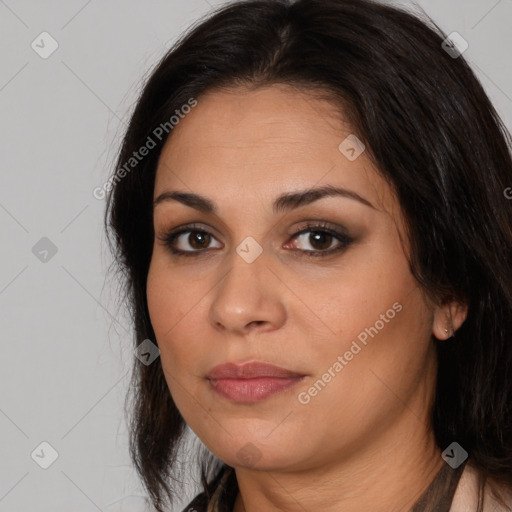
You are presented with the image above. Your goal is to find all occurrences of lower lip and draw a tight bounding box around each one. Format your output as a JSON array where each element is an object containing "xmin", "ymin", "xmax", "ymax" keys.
[{"xmin": 208, "ymin": 376, "xmax": 305, "ymax": 403}]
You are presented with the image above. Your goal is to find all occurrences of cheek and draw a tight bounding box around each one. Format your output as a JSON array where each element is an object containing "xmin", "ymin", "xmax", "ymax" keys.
[
  {"xmin": 146, "ymin": 262, "xmax": 185, "ymax": 369},
  {"xmin": 146, "ymin": 261, "xmax": 211, "ymax": 385},
  {"xmin": 291, "ymin": 287, "xmax": 433, "ymax": 454},
  {"xmin": 304, "ymin": 252, "xmax": 416, "ymax": 350},
  {"xmin": 320, "ymin": 273, "xmax": 431, "ymax": 383},
  {"xmin": 147, "ymin": 257, "xmax": 195, "ymax": 338},
  {"xmin": 296, "ymin": 256, "xmax": 433, "ymax": 409}
]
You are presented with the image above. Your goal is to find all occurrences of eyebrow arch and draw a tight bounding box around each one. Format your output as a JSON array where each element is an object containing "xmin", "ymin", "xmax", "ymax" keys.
[{"xmin": 153, "ymin": 184, "xmax": 376, "ymax": 214}]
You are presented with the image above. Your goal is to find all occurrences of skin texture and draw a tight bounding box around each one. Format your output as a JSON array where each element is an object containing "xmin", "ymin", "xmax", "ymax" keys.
[{"xmin": 146, "ymin": 84, "xmax": 468, "ymax": 512}]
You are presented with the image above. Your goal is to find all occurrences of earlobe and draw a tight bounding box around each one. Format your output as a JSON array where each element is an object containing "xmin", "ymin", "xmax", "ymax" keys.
[{"xmin": 432, "ymin": 300, "xmax": 468, "ymax": 341}]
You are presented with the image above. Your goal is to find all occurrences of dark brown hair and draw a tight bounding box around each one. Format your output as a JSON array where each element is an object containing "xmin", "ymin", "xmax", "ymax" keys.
[{"xmin": 104, "ymin": 0, "xmax": 512, "ymax": 510}]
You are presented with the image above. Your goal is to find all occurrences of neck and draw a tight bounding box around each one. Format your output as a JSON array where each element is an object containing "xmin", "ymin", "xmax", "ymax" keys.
[{"xmin": 233, "ymin": 388, "xmax": 444, "ymax": 512}]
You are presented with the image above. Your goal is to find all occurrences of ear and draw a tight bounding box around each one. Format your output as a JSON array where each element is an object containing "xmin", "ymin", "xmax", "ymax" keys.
[{"xmin": 432, "ymin": 299, "xmax": 468, "ymax": 340}]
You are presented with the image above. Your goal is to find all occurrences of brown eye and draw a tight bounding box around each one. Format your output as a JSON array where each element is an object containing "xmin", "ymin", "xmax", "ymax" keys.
[
  {"xmin": 159, "ymin": 227, "xmax": 222, "ymax": 256},
  {"xmin": 307, "ymin": 231, "xmax": 334, "ymax": 251},
  {"xmin": 188, "ymin": 231, "xmax": 211, "ymax": 249},
  {"xmin": 290, "ymin": 230, "xmax": 339, "ymax": 252}
]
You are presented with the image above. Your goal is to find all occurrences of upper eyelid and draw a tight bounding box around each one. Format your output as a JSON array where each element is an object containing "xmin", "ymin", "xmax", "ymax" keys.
[{"xmin": 161, "ymin": 220, "xmax": 346, "ymax": 239}]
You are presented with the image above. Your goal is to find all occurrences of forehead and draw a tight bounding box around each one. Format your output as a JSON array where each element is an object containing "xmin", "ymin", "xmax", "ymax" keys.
[{"xmin": 154, "ymin": 84, "xmax": 395, "ymax": 216}]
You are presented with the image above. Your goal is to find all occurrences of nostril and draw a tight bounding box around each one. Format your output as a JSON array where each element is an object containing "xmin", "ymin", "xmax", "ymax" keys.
[{"xmin": 247, "ymin": 320, "xmax": 266, "ymax": 330}]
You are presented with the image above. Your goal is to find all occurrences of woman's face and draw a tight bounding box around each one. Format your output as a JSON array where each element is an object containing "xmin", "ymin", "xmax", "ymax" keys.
[{"xmin": 147, "ymin": 84, "xmax": 443, "ymax": 471}]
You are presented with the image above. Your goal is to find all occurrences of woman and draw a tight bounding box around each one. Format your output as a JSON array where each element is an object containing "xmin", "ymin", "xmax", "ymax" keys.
[{"xmin": 104, "ymin": 0, "xmax": 512, "ymax": 510}]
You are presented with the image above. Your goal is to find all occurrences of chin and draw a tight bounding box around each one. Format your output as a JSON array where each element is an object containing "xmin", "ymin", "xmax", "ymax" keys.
[{"xmin": 209, "ymin": 433, "xmax": 304, "ymax": 471}]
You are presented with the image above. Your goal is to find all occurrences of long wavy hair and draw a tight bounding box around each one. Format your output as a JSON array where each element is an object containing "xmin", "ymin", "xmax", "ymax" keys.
[{"xmin": 104, "ymin": 0, "xmax": 512, "ymax": 510}]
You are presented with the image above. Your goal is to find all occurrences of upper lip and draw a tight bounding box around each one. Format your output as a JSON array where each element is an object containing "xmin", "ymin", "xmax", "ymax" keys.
[{"xmin": 206, "ymin": 361, "xmax": 305, "ymax": 379}]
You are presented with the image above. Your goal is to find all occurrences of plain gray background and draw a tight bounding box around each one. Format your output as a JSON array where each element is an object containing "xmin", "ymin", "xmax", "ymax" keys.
[{"xmin": 1, "ymin": 1, "xmax": 511, "ymax": 511}]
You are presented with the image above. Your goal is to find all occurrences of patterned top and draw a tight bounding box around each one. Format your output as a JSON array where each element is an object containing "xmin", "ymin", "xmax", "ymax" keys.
[{"xmin": 182, "ymin": 458, "xmax": 468, "ymax": 512}]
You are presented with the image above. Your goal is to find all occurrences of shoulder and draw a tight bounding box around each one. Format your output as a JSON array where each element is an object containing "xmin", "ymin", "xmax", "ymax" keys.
[{"xmin": 450, "ymin": 461, "xmax": 512, "ymax": 512}]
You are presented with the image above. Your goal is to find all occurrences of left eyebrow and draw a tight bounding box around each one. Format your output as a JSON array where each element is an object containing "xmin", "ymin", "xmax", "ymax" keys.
[{"xmin": 153, "ymin": 184, "xmax": 376, "ymax": 214}]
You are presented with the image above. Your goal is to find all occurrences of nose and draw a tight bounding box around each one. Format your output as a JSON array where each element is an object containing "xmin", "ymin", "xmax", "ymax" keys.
[{"xmin": 208, "ymin": 251, "xmax": 287, "ymax": 336}]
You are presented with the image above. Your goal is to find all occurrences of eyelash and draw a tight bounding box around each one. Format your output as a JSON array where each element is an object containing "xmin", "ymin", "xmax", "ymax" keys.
[{"xmin": 157, "ymin": 221, "xmax": 353, "ymax": 259}]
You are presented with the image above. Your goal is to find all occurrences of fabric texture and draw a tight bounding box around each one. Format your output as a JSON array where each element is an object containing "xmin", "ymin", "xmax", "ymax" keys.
[{"xmin": 182, "ymin": 458, "xmax": 469, "ymax": 512}]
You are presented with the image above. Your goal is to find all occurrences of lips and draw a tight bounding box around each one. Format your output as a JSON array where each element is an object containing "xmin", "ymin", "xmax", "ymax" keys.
[
  {"xmin": 206, "ymin": 361, "xmax": 306, "ymax": 403},
  {"xmin": 206, "ymin": 361, "xmax": 304, "ymax": 379}
]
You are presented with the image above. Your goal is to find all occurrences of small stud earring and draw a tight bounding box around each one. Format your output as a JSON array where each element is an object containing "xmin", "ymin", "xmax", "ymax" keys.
[
  {"xmin": 445, "ymin": 323, "xmax": 456, "ymax": 339},
  {"xmin": 444, "ymin": 309, "xmax": 455, "ymax": 339}
]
